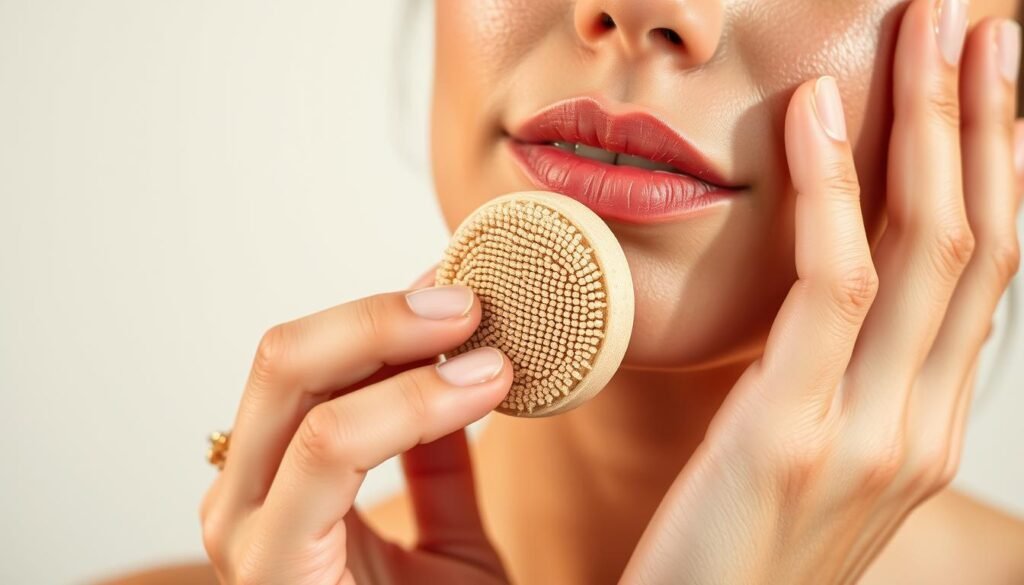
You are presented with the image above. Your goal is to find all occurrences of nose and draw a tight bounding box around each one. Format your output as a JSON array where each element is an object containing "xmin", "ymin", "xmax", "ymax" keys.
[{"xmin": 573, "ymin": 0, "xmax": 723, "ymax": 67}]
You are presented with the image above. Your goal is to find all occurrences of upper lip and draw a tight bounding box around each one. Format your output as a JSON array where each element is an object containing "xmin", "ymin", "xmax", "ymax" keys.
[{"xmin": 507, "ymin": 96, "xmax": 740, "ymax": 189}]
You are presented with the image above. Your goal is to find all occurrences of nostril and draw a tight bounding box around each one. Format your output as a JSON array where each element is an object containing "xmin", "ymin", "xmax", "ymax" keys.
[
  {"xmin": 653, "ymin": 27, "xmax": 683, "ymax": 46},
  {"xmin": 599, "ymin": 12, "xmax": 616, "ymax": 30}
]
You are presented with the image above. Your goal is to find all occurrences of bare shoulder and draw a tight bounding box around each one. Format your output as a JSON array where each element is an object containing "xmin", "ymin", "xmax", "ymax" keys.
[
  {"xmin": 860, "ymin": 488, "xmax": 1024, "ymax": 584},
  {"xmin": 324, "ymin": 487, "xmax": 1024, "ymax": 584},
  {"xmin": 359, "ymin": 486, "xmax": 1024, "ymax": 585},
  {"xmin": 90, "ymin": 488, "xmax": 1021, "ymax": 585}
]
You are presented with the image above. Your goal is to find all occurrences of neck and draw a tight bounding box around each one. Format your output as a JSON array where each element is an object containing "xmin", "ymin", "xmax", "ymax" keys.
[
  {"xmin": 476, "ymin": 359, "xmax": 753, "ymax": 583},
  {"xmin": 546, "ymin": 360, "xmax": 749, "ymax": 483},
  {"xmin": 483, "ymin": 358, "xmax": 754, "ymax": 488}
]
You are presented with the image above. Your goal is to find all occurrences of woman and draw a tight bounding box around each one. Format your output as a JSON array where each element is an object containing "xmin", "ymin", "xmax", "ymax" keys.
[{"xmin": 116, "ymin": 0, "xmax": 1024, "ymax": 583}]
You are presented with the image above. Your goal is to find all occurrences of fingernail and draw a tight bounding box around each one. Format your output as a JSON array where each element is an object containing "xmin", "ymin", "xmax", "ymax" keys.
[
  {"xmin": 813, "ymin": 76, "xmax": 847, "ymax": 142},
  {"xmin": 1013, "ymin": 124, "xmax": 1024, "ymax": 178},
  {"xmin": 405, "ymin": 285, "xmax": 474, "ymax": 319},
  {"xmin": 997, "ymin": 20, "xmax": 1022, "ymax": 83},
  {"xmin": 436, "ymin": 347, "xmax": 505, "ymax": 386},
  {"xmin": 935, "ymin": 0, "xmax": 969, "ymax": 67}
]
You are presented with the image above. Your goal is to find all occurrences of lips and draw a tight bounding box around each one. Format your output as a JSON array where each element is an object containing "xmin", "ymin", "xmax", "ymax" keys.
[{"xmin": 506, "ymin": 97, "xmax": 744, "ymax": 223}]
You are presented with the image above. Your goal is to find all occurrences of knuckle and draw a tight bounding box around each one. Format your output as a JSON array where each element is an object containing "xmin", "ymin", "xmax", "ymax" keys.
[
  {"xmin": 931, "ymin": 221, "xmax": 976, "ymax": 278},
  {"xmin": 986, "ymin": 236, "xmax": 1021, "ymax": 284},
  {"xmin": 843, "ymin": 428, "xmax": 909, "ymax": 495},
  {"xmin": 294, "ymin": 404, "xmax": 345, "ymax": 468},
  {"xmin": 251, "ymin": 322, "xmax": 295, "ymax": 385},
  {"xmin": 352, "ymin": 294, "xmax": 391, "ymax": 342},
  {"xmin": 826, "ymin": 263, "xmax": 880, "ymax": 321},
  {"xmin": 926, "ymin": 88, "xmax": 962, "ymax": 129},
  {"xmin": 821, "ymin": 158, "xmax": 862, "ymax": 200},
  {"xmin": 781, "ymin": 445, "xmax": 827, "ymax": 491},
  {"xmin": 395, "ymin": 372, "xmax": 433, "ymax": 424},
  {"xmin": 198, "ymin": 482, "xmax": 220, "ymax": 526},
  {"xmin": 904, "ymin": 443, "xmax": 953, "ymax": 497},
  {"xmin": 850, "ymin": 438, "xmax": 905, "ymax": 493},
  {"xmin": 200, "ymin": 508, "xmax": 230, "ymax": 567},
  {"xmin": 768, "ymin": 427, "xmax": 834, "ymax": 496}
]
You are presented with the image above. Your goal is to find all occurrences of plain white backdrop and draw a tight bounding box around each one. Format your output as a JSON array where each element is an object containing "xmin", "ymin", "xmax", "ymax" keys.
[{"xmin": 0, "ymin": 2, "xmax": 1021, "ymax": 584}]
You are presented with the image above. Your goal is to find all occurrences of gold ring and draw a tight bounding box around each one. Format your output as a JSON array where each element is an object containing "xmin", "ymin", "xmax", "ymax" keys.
[{"xmin": 206, "ymin": 430, "xmax": 231, "ymax": 470}]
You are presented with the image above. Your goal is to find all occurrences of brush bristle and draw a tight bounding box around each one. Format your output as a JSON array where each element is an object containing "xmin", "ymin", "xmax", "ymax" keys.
[{"xmin": 437, "ymin": 193, "xmax": 623, "ymax": 416}]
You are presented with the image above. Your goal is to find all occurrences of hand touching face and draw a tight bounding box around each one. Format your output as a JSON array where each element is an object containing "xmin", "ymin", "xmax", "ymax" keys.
[
  {"xmin": 430, "ymin": 0, "xmax": 1020, "ymax": 371},
  {"xmin": 621, "ymin": 1, "xmax": 1023, "ymax": 581}
]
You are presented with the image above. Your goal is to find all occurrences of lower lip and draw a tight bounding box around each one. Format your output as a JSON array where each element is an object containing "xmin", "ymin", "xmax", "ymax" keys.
[{"xmin": 507, "ymin": 141, "xmax": 743, "ymax": 224}]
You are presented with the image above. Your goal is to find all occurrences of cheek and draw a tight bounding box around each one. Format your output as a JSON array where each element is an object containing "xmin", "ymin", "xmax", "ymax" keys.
[
  {"xmin": 736, "ymin": 0, "xmax": 899, "ymax": 230},
  {"xmin": 736, "ymin": 1, "xmax": 887, "ymax": 89},
  {"xmin": 429, "ymin": 0, "xmax": 906, "ymax": 370},
  {"xmin": 626, "ymin": 2, "xmax": 901, "ymax": 367},
  {"xmin": 432, "ymin": 1, "xmax": 568, "ymax": 228},
  {"xmin": 616, "ymin": 214, "xmax": 795, "ymax": 368},
  {"xmin": 435, "ymin": 0, "xmax": 565, "ymax": 72}
]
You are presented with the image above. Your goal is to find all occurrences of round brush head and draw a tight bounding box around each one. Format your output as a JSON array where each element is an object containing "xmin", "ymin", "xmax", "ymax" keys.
[{"xmin": 436, "ymin": 191, "xmax": 634, "ymax": 417}]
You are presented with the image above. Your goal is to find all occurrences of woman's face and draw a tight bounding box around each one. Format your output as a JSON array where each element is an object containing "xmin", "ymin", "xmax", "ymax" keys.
[{"xmin": 430, "ymin": 0, "xmax": 1017, "ymax": 370}]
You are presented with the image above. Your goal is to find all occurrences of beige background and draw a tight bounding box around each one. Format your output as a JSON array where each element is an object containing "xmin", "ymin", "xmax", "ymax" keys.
[{"xmin": 0, "ymin": 2, "xmax": 1021, "ymax": 584}]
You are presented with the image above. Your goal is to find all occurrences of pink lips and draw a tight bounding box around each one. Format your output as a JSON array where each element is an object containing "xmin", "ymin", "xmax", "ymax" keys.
[{"xmin": 506, "ymin": 97, "xmax": 744, "ymax": 223}]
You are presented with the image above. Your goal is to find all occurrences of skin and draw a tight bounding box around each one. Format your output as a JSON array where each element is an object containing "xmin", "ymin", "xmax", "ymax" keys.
[
  {"xmin": 420, "ymin": 0, "xmax": 1024, "ymax": 582},
  {"xmin": 421, "ymin": 1, "xmax": 1024, "ymax": 582},
  {"xmin": 99, "ymin": 0, "xmax": 1024, "ymax": 583},
  {"xmin": 431, "ymin": 0, "xmax": 986, "ymax": 369}
]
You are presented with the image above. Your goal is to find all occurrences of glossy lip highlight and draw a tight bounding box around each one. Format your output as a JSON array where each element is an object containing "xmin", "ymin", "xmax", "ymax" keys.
[{"xmin": 506, "ymin": 96, "xmax": 746, "ymax": 223}]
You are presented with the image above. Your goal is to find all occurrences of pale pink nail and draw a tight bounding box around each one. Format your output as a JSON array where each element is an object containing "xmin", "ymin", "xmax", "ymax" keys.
[
  {"xmin": 436, "ymin": 347, "xmax": 505, "ymax": 386},
  {"xmin": 813, "ymin": 76, "xmax": 847, "ymax": 142},
  {"xmin": 935, "ymin": 0, "xmax": 969, "ymax": 66},
  {"xmin": 405, "ymin": 285, "xmax": 473, "ymax": 320},
  {"xmin": 997, "ymin": 20, "xmax": 1022, "ymax": 83}
]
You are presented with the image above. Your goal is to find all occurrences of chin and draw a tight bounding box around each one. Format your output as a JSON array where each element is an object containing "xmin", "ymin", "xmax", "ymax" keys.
[{"xmin": 619, "ymin": 289, "xmax": 776, "ymax": 373}]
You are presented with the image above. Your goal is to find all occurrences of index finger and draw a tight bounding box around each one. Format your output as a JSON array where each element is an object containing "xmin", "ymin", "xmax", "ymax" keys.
[
  {"xmin": 741, "ymin": 75, "xmax": 877, "ymax": 416},
  {"xmin": 259, "ymin": 348, "xmax": 512, "ymax": 544},
  {"xmin": 846, "ymin": 0, "xmax": 973, "ymax": 408},
  {"xmin": 223, "ymin": 285, "xmax": 482, "ymax": 505}
]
